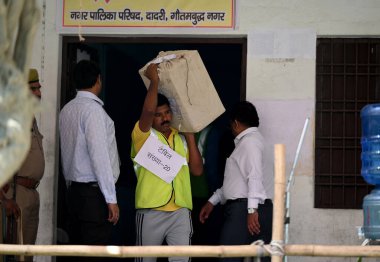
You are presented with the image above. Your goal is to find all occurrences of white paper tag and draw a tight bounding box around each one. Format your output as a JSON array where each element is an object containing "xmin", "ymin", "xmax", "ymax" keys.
[
  {"xmin": 134, "ymin": 134, "xmax": 186, "ymax": 183},
  {"xmin": 151, "ymin": 54, "xmax": 177, "ymax": 64}
]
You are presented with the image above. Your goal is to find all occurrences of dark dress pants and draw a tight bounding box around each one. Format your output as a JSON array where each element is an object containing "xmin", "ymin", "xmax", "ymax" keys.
[
  {"xmin": 220, "ymin": 199, "xmax": 273, "ymax": 262},
  {"xmin": 67, "ymin": 182, "xmax": 113, "ymax": 262}
]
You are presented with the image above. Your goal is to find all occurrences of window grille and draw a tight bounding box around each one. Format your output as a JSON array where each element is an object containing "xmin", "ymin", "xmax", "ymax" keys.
[{"xmin": 315, "ymin": 38, "xmax": 380, "ymax": 209}]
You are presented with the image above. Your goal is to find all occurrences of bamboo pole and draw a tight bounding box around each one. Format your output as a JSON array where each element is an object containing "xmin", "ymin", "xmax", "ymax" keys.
[
  {"xmin": 1, "ymin": 244, "xmax": 380, "ymax": 258},
  {"xmin": 271, "ymin": 144, "xmax": 286, "ymax": 262},
  {"xmin": 0, "ymin": 244, "xmax": 271, "ymax": 258},
  {"xmin": 3, "ymin": 144, "xmax": 378, "ymax": 260},
  {"xmin": 285, "ymin": 245, "xmax": 380, "ymax": 257}
]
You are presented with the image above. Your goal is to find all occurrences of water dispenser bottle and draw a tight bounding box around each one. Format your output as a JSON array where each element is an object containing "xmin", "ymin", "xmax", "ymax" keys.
[
  {"xmin": 363, "ymin": 188, "xmax": 380, "ymax": 239},
  {"xmin": 361, "ymin": 104, "xmax": 380, "ymax": 185},
  {"xmin": 362, "ymin": 104, "xmax": 380, "ymax": 239}
]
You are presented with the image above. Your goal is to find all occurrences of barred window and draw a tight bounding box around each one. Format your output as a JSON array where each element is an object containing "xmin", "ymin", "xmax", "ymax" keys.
[{"xmin": 315, "ymin": 38, "xmax": 380, "ymax": 209}]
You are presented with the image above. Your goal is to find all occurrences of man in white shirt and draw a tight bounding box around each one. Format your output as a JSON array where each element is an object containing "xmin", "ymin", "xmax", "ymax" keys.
[
  {"xmin": 199, "ymin": 101, "xmax": 273, "ymax": 262},
  {"xmin": 59, "ymin": 60, "xmax": 120, "ymax": 262}
]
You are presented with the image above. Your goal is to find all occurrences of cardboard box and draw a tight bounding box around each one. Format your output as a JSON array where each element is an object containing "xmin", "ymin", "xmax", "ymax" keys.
[{"xmin": 139, "ymin": 50, "xmax": 225, "ymax": 132}]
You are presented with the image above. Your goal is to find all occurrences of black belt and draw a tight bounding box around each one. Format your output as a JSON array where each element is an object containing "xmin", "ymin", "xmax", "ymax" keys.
[
  {"xmin": 226, "ymin": 198, "xmax": 247, "ymax": 204},
  {"xmin": 70, "ymin": 181, "xmax": 99, "ymax": 187}
]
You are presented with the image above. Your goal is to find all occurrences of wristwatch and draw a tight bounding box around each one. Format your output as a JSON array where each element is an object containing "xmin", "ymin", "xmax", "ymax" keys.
[{"xmin": 248, "ymin": 208, "xmax": 257, "ymax": 214}]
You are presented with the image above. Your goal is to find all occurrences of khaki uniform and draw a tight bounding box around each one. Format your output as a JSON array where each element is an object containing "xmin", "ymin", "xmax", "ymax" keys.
[
  {"xmin": 2, "ymin": 119, "xmax": 45, "ymax": 261},
  {"xmin": 15, "ymin": 119, "xmax": 45, "ymax": 244}
]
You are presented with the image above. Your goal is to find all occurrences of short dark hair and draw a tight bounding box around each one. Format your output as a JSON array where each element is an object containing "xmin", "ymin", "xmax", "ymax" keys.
[
  {"xmin": 229, "ymin": 101, "xmax": 259, "ymax": 127},
  {"xmin": 73, "ymin": 60, "xmax": 100, "ymax": 90},
  {"xmin": 157, "ymin": 93, "xmax": 170, "ymax": 108}
]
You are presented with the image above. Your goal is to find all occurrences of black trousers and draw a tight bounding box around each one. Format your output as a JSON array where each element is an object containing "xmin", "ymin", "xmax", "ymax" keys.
[
  {"xmin": 66, "ymin": 182, "xmax": 113, "ymax": 262},
  {"xmin": 220, "ymin": 199, "xmax": 273, "ymax": 262}
]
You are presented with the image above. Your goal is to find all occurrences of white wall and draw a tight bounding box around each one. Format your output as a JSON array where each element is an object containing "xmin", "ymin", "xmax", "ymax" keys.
[
  {"xmin": 31, "ymin": 1, "xmax": 60, "ymax": 261},
  {"xmin": 32, "ymin": 0, "xmax": 380, "ymax": 261}
]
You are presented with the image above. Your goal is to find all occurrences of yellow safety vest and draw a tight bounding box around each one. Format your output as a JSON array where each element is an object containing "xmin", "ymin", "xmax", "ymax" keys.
[{"xmin": 131, "ymin": 129, "xmax": 193, "ymax": 210}]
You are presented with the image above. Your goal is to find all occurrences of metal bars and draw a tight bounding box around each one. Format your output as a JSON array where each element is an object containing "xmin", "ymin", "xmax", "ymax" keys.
[{"xmin": 315, "ymin": 38, "xmax": 380, "ymax": 209}]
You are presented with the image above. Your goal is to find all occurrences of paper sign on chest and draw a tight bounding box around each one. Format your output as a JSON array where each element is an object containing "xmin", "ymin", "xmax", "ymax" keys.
[
  {"xmin": 134, "ymin": 134, "xmax": 186, "ymax": 183},
  {"xmin": 139, "ymin": 50, "xmax": 225, "ymax": 133}
]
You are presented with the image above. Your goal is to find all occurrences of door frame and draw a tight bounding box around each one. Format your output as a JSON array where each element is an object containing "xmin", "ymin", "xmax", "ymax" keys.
[{"xmin": 61, "ymin": 36, "xmax": 247, "ymax": 109}]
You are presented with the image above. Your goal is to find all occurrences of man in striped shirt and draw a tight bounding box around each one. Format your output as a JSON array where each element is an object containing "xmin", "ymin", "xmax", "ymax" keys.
[{"xmin": 59, "ymin": 60, "xmax": 120, "ymax": 262}]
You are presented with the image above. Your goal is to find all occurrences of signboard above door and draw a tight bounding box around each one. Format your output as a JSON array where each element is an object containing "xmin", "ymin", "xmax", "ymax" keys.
[{"xmin": 57, "ymin": 0, "xmax": 237, "ymax": 33}]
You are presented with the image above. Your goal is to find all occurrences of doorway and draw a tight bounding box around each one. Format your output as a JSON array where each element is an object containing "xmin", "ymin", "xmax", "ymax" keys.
[{"xmin": 59, "ymin": 36, "xmax": 246, "ymax": 261}]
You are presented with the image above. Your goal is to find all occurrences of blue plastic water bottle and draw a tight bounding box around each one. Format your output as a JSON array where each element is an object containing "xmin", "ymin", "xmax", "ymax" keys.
[
  {"xmin": 363, "ymin": 188, "xmax": 380, "ymax": 239},
  {"xmin": 361, "ymin": 104, "xmax": 380, "ymax": 185},
  {"xmin": 362, "ymin": 104, "xmax": 380, "ymax": 239}
]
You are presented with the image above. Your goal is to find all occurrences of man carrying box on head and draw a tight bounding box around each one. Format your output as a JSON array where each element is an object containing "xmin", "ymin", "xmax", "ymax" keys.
[{"xmin": 131, "ymin": 63, "xmax": 204, "ymax": 262}]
